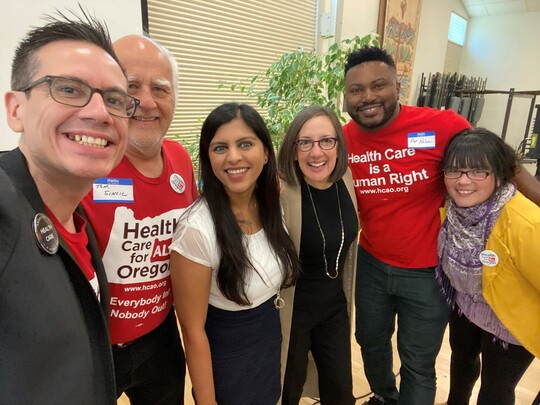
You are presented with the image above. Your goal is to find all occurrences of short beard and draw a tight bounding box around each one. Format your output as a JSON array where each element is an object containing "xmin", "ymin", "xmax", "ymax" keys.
[
  {"xmin": 352, "ymin": 99, "xmax": 399, "ymax": 131},
  {"xmin": 126, "ymin": 133, "xmax": 164, "ymax": 157}
]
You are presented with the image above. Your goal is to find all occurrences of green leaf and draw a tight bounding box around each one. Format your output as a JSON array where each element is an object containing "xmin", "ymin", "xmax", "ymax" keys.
[{"xmin": 219, "ymin": 33, "xmax": 378, "ymax": 149}]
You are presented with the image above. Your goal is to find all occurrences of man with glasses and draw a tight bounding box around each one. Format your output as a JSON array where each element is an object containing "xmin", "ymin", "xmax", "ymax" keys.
[
  {"xmin": 83, "ymin": 35, "xmax": 198, "ymax": 404},
  {"xmin": 342, "ymin": 46, "xmax": 540, "ymax": 405},
  {"xmin": 17, "ymin": 75, "xmax": 139, "ymax": 120},
  {"xmin": 0, "ymin": 10, "xmax": 135, "ymax": 404}
]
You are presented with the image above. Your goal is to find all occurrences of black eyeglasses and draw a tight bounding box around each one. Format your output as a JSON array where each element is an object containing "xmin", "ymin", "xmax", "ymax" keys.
[
  {"xmin": 18, "ymin": 75, "xmax": 140, "ymax": 118},
  {"xmin": 294, "ymin": 137, "xmax": 338, "ymax": 152},
  {"xmin": 443, "ymin": 169, "xmax": 492, "ymax": 180}
]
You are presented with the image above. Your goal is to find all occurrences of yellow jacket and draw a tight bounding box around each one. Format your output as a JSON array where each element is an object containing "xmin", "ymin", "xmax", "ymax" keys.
[
  {"xmin": 442, "ymin": 191, "xmax": 540, "ymax": 358},
  {"xmin": 481, "ymin": 191, "xmax": 540, "ymax": 358}
]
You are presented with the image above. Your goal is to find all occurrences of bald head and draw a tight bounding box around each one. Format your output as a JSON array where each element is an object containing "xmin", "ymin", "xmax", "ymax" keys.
[
  {"xmin": 113, "ymin": 35, "xmax": 178, "ymax": 103},
  {"xmin": 113, "ymin": 35, "xmax": 178, "ymax": 154}
]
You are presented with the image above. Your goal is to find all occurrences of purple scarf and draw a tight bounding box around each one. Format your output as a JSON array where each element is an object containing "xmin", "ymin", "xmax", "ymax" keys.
[{"xmin": 436, "ymin": 182, "xmax": 519, "ymax": 344}]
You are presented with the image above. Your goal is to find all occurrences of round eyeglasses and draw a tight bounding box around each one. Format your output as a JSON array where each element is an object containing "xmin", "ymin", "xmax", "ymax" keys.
[
  {"xmin": 18, "ymin": 75, "xmax": 140, "ymax": 118},
  {"xmin": 294, "ymin": 137, "xmax": 338, "ymax": 152},
  {"xmin": 443, "ymin": 169, "xmax": 492, "ymax": 180}
]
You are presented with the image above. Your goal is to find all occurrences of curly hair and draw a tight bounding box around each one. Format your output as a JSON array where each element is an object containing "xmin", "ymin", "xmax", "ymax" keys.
[{"xmin": 344, "ymin": 45, "xmax": 396, "ymax": 76}]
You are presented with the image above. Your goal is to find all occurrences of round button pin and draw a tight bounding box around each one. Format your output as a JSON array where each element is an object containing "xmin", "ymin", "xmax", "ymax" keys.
[
  {"xmin": 479, "ymin": 250, "xmax": 499, "ymax": 267},
  {"xmin": 170, "ymin": 173, "xmax": 186, "ymax": 194},
  {"xmin": 32, "ymin": 213, "xmax": 59, "ymax": 255}
]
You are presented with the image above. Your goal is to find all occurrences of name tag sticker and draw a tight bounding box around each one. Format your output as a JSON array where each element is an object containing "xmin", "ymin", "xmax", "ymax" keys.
[
  {"xmin": 93, "ymin": 178, "xmax": 134, "ymax": 203},
  {"xmin": 408, "ymin": 131, "xmax": 435, "ymax": 149}
]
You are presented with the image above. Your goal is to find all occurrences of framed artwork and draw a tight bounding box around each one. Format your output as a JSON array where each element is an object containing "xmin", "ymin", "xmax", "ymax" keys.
[{"xmin": 377, "ymin": 0, "xmax": 423, "ymax": 104}]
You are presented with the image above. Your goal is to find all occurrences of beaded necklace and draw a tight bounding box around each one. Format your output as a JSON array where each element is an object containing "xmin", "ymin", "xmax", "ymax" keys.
[{"xmin": 306, "ymin": 182, "xmax": 344, "ymax": 279}]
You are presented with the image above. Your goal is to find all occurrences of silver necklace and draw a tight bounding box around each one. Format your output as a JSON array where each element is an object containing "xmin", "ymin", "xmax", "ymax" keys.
[{"xmin": 306, "ymin": 182, "xmax": 344, "ymax": 279}]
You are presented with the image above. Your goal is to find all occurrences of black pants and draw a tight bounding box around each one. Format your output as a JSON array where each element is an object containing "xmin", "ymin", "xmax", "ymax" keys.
[
  {"xmin": 113, "ymin": 309, "xmax": 186, "ymax": 405},
  {"xmin": 282, "ymin": 278, "xmax": 354, "ymax": 405},
  {"xmin": 447, "ymin": 309, "xmax": 534, "ymax": 405}
]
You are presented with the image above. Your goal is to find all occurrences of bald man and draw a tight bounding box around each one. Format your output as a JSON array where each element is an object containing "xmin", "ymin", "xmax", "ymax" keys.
[{"xmin": 83, "ymin": 35, "xmax": 198, "ymax": 404}]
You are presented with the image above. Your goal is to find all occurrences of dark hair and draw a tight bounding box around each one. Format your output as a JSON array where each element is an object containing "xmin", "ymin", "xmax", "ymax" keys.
[
  {"xmin": 199, "ymin": 102, "xmax": 300, "ymax": 306},
  {"xmin": 11, "ymin": 7, "xmax": 118, "ymax": 90},
  {"xmin": 278, "ymin": 105, "xmax": 349, "ymax": 186},
  {"xmin": 443, "ymin": 127, "xmax": 518, "ymax": 189},
  {"xmin": 344, "ymin": 46, "xmax": 396, "ymax": 77}
]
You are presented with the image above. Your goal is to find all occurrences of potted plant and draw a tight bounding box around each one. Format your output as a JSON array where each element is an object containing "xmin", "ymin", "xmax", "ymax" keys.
[{"xmin": 221, "ymin": 33, "xmax": 379, "ymax": 148}]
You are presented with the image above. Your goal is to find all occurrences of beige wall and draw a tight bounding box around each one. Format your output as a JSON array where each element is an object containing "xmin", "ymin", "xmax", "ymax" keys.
[
  {"xmin": 339, "ymin": 0, "xmax": 380, "ymax": 40},
  {"xmin": 460, "ymin": 11, "xmax": 540, "ymax": 151}
]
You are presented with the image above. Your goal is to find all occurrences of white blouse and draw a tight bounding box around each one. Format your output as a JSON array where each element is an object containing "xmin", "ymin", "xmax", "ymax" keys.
[{"xmin": 170, "ymin": 200, "xmax": 284, "ymax": 311}]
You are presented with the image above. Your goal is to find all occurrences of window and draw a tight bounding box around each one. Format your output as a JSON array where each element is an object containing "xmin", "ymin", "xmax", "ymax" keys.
[
  {"xmin": 448, "ymin": 12, "xmax": 467, "ymax": 46},
  {"xmin": 147, "ymin": 0, "xmax": 318, "ymax": 147},
  {"xmin": 444, "ymin": 42, "xmax": 462, "ymax": 73}
]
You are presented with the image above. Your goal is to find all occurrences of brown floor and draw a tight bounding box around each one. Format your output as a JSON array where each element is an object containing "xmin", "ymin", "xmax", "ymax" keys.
[{"xmin": 118, "ymin": 326, "xmax": 539, "ymax": 405}]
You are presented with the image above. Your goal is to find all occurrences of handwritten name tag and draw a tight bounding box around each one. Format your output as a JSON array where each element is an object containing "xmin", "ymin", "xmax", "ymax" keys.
[
  {"xmin": 93, "ymin": 178, "xmax": 134, "ymax": 203},
  {"xmin": 408, "ymin": 131, "xmax": 435, "ymax": 149}
]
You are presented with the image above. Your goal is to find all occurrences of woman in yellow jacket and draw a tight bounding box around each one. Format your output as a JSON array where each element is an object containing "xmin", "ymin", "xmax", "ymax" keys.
[{"xmin": 437, "ymin": 128, "xmax": 539, "ymax": 405}]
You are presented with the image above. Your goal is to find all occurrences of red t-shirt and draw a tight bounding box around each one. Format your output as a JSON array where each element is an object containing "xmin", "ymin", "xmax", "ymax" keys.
[
  {"xmin": 343, "ymin": 105, "xmax": 471, "ymax": 268},
  {"xmin": 82, "ymin": 140, "xmax": 198, "ymax": 343},
  {"xmin": 46, "ymin": 208, "xmax": 100, "ymax": 299}
]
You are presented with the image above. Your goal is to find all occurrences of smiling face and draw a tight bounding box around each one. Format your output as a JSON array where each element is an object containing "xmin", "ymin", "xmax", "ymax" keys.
[
  {"xmin": 444, "ymin": 168, "xmax": 496, "ymax": 207},
  {"xmin": 344, "ymin": 61, "xmax": 400, "ymax": 131},
  {"xmin": 295, "ymin": 115, "xmax": 338, "ymax": 189},
  {"xmin": 208, "ymin": 117, "xmax": 268, "ymax": 200},
  {"xmin": 5, "ymin": 40, "xmax": 128, "ymax": 183},
  {"xmin": 113, "ymin": 35, "xmax": 175, "ymax": 155}
]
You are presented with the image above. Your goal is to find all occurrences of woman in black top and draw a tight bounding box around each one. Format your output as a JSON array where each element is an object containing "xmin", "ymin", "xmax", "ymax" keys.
[{"xmin": 278, "ymin": 106, "xmax": 359, "ymax": 405}]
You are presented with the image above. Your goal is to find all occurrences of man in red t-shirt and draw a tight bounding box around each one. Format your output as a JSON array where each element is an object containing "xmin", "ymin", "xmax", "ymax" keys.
[
  {"xmin": 83, "ymin": 36, "xmax": 197, "ymax": 404},
  {"xmin": 342, "ymin": 46, "xmax": 470, "ymax": 405},
  {"xmin": 343, "ymin": 46, "xmax": 540, "ymax": 405}
]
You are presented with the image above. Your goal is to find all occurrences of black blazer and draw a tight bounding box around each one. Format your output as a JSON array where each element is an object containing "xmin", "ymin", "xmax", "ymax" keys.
[{"xmin": 0, "ymin": 149, "xmax": 115, "ymax": 404}]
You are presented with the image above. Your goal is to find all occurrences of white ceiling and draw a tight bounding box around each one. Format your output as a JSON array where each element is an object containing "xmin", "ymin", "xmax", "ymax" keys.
[{"xmin": 461, "ymin": 0, "xmax": 540, "ymax": 17}]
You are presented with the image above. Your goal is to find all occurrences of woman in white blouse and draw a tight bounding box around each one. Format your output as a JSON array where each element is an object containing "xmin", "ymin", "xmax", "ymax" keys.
[{"xmin": 169, "ymin": 102, "xmax": 300, "ymax": 405}]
